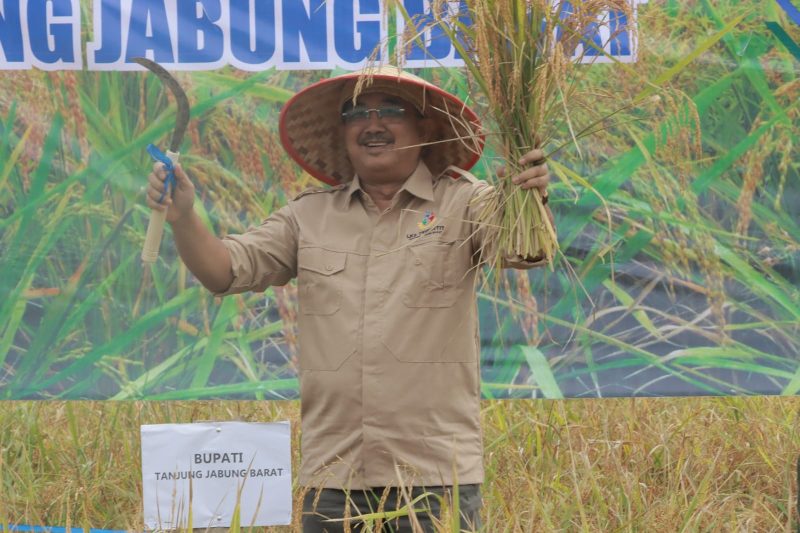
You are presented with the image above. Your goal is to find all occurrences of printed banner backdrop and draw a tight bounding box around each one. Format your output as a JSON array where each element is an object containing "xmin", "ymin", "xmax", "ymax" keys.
[{"xmin": 0, "ymin": 0, "xmax": 798, "ymax": 399}]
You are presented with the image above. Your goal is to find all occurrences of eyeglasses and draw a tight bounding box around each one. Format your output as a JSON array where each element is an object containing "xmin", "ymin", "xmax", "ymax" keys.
[{"xmin": 341, "ymin": 105, "xmax": 408, "ymax": 124}]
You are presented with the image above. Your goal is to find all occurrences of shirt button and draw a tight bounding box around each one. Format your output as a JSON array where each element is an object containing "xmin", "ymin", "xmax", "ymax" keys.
[
  {"xmin": 325, "ymin": 264, "xmax": 334, "ymax": 271},
  {"xmin": 414, "ymin": 259, "xmax": 422, "ymax": 266}
]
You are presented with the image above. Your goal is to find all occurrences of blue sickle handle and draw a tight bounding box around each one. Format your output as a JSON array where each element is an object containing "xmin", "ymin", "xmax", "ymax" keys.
[{"xmin": 146, "ymin": 144, "xmax": 176, "ymax": 204}]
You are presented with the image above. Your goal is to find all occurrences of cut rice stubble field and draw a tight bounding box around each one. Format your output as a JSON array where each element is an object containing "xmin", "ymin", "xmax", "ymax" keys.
[{"xmin": 0, "ymin": 397, "xmax": 797, "ymax": 531}]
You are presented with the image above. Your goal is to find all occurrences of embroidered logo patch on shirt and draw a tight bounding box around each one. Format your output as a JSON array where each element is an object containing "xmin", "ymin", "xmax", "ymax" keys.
[
  {"xmin": 407, "ymin": 211, "xmax": 444, "ymax": 240},
  {"xmin": 417, "ymin": 210, "xmax": 436, "ymax": 230}
]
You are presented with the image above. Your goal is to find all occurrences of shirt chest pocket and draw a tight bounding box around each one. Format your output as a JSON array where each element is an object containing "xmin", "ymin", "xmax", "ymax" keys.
[
  {"xmin": 298, "ymin": 247, "xmax": 347, "ymax": 315},
  {"xmin": 381, "ymin": 237, "xmax": 475, "ymax": 363},
  {"xmin": 404, "ymin": 240, "xmax": 461, "ymax": 308}
]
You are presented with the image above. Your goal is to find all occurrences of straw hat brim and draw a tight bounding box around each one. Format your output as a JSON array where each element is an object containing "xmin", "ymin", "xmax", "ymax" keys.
[{"xmin": 279, "ymin": 66, "xmax": 484, "ymax": 185}]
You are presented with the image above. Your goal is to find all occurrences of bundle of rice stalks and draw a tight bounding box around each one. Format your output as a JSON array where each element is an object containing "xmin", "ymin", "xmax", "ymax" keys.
[{"xmin": 403, "ymin": 0, "xmax": 636, "ymax": 269}]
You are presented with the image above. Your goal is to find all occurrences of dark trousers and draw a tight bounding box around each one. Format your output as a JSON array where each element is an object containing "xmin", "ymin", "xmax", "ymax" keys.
[{"xmin": 302, "ymin": 485, "xmax": 482, "ymax": 532}]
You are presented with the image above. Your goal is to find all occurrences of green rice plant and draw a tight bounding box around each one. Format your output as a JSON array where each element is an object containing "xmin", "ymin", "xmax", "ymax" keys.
[
  {"xmin": 0, "ymin": 64, "xmax": 304, "ymax": 399},
  {"xmin": 471, "ymin": 0, "xmax": 800, "ymax": 399},
  {"xmin": 0, "ymin": 0, "xmax": 798, "ymax": 400}
]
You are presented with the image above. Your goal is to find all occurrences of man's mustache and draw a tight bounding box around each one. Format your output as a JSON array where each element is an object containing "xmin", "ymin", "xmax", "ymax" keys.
[{"xmin": 358, "ymin": 134, "xmax": 394, "ymax": 145}]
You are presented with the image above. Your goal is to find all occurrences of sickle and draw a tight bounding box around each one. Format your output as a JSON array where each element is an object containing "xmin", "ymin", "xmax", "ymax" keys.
[
  {"xmin": 133, "ymin": 58, "xmax": 191, "ymax": 264},
  {"xmin": 132, "ymin": 57, "xmax": 191, "ymax": 151}
]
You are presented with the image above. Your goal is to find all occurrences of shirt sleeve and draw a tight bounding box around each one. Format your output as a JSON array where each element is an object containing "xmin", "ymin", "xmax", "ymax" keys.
[
  {"xmin": 467, "ymin": 181, "xmax": 553, "ymax": 270},
  {"xmin": 214, "ymin": 204, "xmax": 299, "ymax": 296}
]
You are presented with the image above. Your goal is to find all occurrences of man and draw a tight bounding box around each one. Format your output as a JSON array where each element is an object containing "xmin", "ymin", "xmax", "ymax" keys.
[{"xmin": 146, "ymin": 66, "xmax": 552, "ymax": 532}]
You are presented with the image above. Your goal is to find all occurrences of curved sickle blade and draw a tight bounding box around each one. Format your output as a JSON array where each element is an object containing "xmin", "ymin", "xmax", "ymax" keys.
[{"xmin": 132, "ymin": 57, "xmax": 190, "ymax": 152}]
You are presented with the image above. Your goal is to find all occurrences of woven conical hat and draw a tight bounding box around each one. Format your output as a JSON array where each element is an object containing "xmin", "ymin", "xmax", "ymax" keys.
[{"xmin": 279, "ymin": 65, "xmax": 484, "ymax": 185}]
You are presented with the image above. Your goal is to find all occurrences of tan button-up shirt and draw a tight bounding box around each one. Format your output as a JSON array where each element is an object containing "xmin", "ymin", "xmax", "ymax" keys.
[{"xmin": 218, "ymin": 161, "xmax": 544, "ymax": 489}]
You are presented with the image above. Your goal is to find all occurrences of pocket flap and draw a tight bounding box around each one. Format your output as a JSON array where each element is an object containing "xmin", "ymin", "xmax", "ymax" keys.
[{"xmin": 299, "ymin": 247, "xmax": 347, "ymax": 275}]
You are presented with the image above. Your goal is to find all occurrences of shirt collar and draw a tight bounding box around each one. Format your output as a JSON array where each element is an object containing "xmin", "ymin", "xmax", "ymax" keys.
[
  {"xmin": 344, "ymin": 160, "xmax": 435, "ymax": 206},
  {"xmin": 399, "ymin": 161, "xmax": 435, "ymax": 202},
  {"xmin": 345, "ymin": 173, "xmax": 364, "ymax": 201}
]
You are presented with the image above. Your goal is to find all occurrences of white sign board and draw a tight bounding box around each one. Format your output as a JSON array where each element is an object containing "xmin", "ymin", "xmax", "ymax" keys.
[{"xmin": 141, "ymin": 421, "xmax": 291, "ymax": 529}]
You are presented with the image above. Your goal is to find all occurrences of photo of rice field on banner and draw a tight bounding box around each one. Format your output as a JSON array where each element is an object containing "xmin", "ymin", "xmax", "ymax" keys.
[{"xmin": 0, "ymin": 0, "xmax": 797, "ymax": 400}]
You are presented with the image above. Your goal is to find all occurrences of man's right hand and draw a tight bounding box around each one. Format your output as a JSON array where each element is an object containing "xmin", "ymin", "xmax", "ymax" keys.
[
  {"xmin": 146, "ymin": 162, "xmax": 195, "ymax": 224},
  {"xmin": 144, "ymin": 161, "xmax": 234, "ymax": 293}
]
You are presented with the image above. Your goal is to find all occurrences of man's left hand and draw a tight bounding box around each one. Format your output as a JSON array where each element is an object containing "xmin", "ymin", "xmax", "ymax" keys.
[
  {"xmin": 512, "ymin": 148, "xmax": 550, "ymax": 191},
  {"xmin": 498, "ymin": 148, "xmax": 550, "ymax": 199}
]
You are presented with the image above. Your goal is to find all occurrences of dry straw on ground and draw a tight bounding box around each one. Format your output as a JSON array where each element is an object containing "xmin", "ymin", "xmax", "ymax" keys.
[{"xmin": 1, "ymin": 398, "xmax": 797, "ymax": 531}]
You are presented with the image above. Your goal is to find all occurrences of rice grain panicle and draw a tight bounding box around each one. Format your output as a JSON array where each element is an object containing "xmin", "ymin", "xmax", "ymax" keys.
[{"xmin": 396, "ymin": 0, "xmax": 640, "ymax": 271}]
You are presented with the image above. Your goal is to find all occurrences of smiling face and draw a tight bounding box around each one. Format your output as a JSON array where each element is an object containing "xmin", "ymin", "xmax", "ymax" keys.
[{"xmin": 341, "ymin": 92, "xmax": 433, "ymax": 186}]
